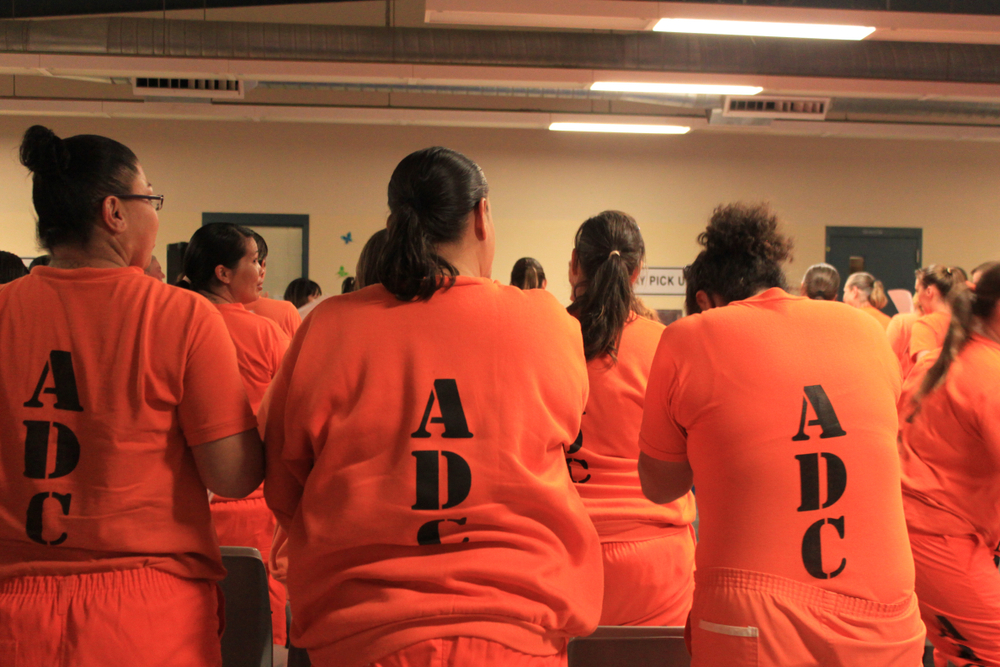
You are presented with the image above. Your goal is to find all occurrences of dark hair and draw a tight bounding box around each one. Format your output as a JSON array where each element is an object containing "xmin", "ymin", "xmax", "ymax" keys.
[
  {"xmin": 341, "ymin": 277, "xmax": 356, "ymax": 294},
  {"xmin": 917, "ymin": 263, "xmax": 1000, "ymax": 402},
  {"xmin": 845, "ymin": 271, "xmax": 888, "ymax": 309},
  {"xmin": 0, "ymin": 250, "xmax": 29, "ymax": 284},
  {"xmin": 916, "ymin": 265, "xmax": 963, "ymax": 299},
  {"xmin": 567, "ymin": 211, "xmax": 645, "ymax": 362},
  {"xmin": 251, "ymin": 231, "xmax": 268, "ymax": 262},
  {"xmin": 684, "ymin": 203, "xmax": 792, "ymax": 313},
  {"xmin": 19, "ymin": 125, "xmax": 139, "ymax": 251},
  {"xmin": 378, "ymin": 147, "xmax": 488, "ymax": 301},
  {"xmin": 182, "ymin": 223, "xmax": 256, "ymax": 292},
  {"xmin": 28, "ymin": 255, "xmax": 51, "ymax": 270},
  {"xmin": 802, "ymin": 263, "xmax": 840, "ymax": 301},
  {"xmin": 511, "ymin": 257, "xmax": 546, "ymax": 290},
  {"xmin": 357, "ymin": 229, "xmax": 388, "ymax": 290},
  {"xmin": 972, "ymin": 261, "xmax": 999, "ymax": 283},
  {"xmin": 284, "ymin": 278, "xmax": 321, "ymax": 308}
]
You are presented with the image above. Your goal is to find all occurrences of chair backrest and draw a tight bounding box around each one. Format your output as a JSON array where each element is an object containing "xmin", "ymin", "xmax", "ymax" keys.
[
  {"xmin": 568, "ymin": 626, "xmax": 690, "ymax": 667},
  {"xmin": 219, "ymin": 546, "xmax": 273, "ymax": 667}
]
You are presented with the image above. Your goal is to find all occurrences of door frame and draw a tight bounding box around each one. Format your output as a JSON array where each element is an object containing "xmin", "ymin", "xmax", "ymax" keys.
[{"xmin": 202, "ymin": 212, "xmax": 310, "ymax": 279}]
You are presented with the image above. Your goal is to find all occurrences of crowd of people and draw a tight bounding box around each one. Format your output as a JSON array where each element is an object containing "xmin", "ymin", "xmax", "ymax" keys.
[{"xmin": 0, "ymin": 125, "xmax": 997, "ymax": 667}]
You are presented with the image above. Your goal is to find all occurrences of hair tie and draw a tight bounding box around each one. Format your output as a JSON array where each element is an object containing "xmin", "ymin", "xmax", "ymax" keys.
[{"xmin": 609, "ymin": 250, "xmax": 621, "ymax": 258}]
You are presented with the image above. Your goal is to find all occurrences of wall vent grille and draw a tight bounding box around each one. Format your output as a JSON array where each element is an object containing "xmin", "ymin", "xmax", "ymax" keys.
[
  {"xmin": 724, "ymin": 96, "xmax": 830, "ymax": 121},
  {"xmin": 132, "ymin": 78, "xmax": 244, "ymax": 99}
]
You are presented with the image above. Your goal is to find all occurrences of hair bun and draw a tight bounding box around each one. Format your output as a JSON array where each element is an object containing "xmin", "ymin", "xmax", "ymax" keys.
[
  {"xmin": 699, "ymin": 202, "xmax": 793, "ymax": 265},
  {"xmin": 20, "ymin": 125, "xmax": 71, "ymax": 175}
]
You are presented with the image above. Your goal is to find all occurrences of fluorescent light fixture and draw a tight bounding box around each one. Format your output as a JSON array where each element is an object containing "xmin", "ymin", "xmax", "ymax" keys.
[
  {"xmin": 592, "ymin": 81, "xmax": 763, "ymax": 96},
  {"xmin": 653, "ymin": 18, "xmax": 875, "ymax": 41},
  {"xmin": 549, "ymin": 122, "xmax": 691, "ymax": 135}
]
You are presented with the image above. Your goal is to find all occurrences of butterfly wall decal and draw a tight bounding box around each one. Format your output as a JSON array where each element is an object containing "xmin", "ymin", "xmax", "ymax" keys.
[
  {"xmin": 338, "ymin": 266, "xmax": 348, "ymax": 277},
  {"xmin": 341, "ymin": 232, "xmax": 353, "ymax": 244}
]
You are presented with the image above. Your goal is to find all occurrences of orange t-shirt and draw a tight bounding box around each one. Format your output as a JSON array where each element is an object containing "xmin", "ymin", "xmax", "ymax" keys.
[
  {"xmin": 898, "ymin": 335, "xmax": 1000, "ymax": 548},
  {"xmin": 247, "ymin": 297, "xmax": 301, "ymax": 339},
  {"xmin": 639, "ymin": 288, "xmax": 912, "ymax": 604},
  {"xmin": 0, "ymin": 267, "xmax": 256, "ymax": 581},
  {"xmin": 260, "ymin": 277, "xmax": 603, "ymax": 667},
  {"xmin": 572, "ymin": 315, "xmax": 695, "ymax": 541},
  {"xmin": 887, "ymin": 312, "xmax": 921, "ymax": 379},
  {"xmin": 909, "ymin": 311, "xmax": 950, "ymax": 362},
  {"xmin": 215, "ymin": 302, "xmax": 289, "ymax": 414},
  {"xmin": 859, "ymin": 304, "xmax": 891, "ymax": 331}
]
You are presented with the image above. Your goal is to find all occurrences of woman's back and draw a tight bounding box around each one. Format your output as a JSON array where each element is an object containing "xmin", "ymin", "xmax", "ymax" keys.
[
  {"xmin": 576, "ymin": 315, "xmax": 695, "ymax": 538},
  {"xmin": 642, "ymin": 289, "xmax": 912, "ymax": 604},
  {"xmin": 899, "ymin": 336, "xmax": 1000, "ymax": 545},
  {"xmin": 0, "ymin": 266, "xmax": 254, "ymax": 580},
  {"xmin": 262, "ymin": 277, "xmax": 602, "ymax": 666}
]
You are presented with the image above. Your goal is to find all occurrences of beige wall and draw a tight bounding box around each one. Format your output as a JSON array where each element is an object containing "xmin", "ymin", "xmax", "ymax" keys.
[{"xmin": 1, "ymin": 116, "xmax": 998, "ymax": 310}]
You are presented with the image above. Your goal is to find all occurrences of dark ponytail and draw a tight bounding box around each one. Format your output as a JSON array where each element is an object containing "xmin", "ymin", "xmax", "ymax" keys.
[
  {"xmin": 511, "ymin": 257, "xmax": 546, "ymax": 290},
  {"xmin": 569, "ymin": 211, "xmax": 645, "ymax": 362},
  {"xmin": 378, "ymin": 147, "xmax": 489, "ymax": 301},
  {"xmin": 182, "ymin": 223, "xmax": 256, "ymax": 292},
  {"xmin": 917, "ymin": 264, "xmax": 1000, "ymax": 401},
  {"xmin": 19, "ymin": 125, "xmax": 139, "ymax": 251}
]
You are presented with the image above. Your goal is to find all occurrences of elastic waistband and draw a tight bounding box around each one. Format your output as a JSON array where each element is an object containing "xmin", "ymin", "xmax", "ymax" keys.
[
  {"xmin": 695, "ymin": 568, "xmax": 915, "ymax": 618},
  {"xmin": 0, "ymin": 567, "xmax": 195, "ymax": 597}
]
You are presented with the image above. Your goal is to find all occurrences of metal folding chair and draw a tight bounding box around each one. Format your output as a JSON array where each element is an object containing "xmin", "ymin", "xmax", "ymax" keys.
[{"xmin": 219, "ymin": 546, "xmax": 273, "ymax": 667}]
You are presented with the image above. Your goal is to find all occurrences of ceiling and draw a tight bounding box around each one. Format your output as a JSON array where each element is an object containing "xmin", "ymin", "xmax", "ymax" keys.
[{"xmin": 2, "ymin": 0, "xmax": 1000, "ymax": 141}]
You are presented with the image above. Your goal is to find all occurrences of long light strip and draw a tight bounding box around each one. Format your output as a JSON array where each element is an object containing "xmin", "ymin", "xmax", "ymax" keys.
[
  {"xmin": 592, "ymin": 81, "xmax": 763, "ymax": 96},
  {"xmin": 653, "ymin": 18, "xmax": 875, "ymax": 41},
  {"xmin": 549, "ymin": 122, "xmax": 690, "ymax": 135}
]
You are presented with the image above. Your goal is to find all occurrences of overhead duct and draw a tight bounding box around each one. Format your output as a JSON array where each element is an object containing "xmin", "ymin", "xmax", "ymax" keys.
[{"xmin": 2, "ymin": 17, "xmax": 1000, "ymax": 84}]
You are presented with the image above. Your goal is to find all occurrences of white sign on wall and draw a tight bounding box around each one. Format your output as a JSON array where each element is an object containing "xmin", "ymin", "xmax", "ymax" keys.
[{"xmin": 635, "ymin": 267, "xmax": 686, "ymax": 296}]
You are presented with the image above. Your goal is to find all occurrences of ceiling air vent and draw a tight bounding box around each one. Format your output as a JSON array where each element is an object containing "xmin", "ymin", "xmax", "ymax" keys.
[
  {"xmin": 132, "ymin": 78, "xmax": 245, "ymax": 99},
  {"xmin": 724, "ymin": 96, "xmax": 830, "ymax": 121}
]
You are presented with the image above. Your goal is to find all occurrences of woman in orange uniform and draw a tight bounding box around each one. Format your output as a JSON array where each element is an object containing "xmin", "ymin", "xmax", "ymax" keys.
[
  {"xmin": 182, "ymin": 223, "xmax": 291, "ymax": 648},
  {"xmin": 246, "ymin": 231, "xmax": 302, "ymax": 338},
  {"xmin": 261, "ymin": 146, "xmax": 602, "ymax": 667},
  {"xmin": 566, "ymin": 210, "xmax": 695, "ymax": 626},
  {"xmin": 638, "ymin": 203, "xmax": 925, "ymax": 667},
  {"xmin": 899, "ymin": 264, "xmax": 1000, "ymax": 667},
  {"xmin": 843, "ymin": 272, "xmax": 891, "ymax": 330},
  {"xmin": 909, "ymin": 265, "xmax": 962, "ymax": 366},
  {"xmin": 0, "ymin": 126, "xmax": 262, "ymax": 666}
]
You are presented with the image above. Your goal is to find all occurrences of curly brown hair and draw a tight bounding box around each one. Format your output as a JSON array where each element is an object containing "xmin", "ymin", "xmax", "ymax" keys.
[{"xmin": 684, "ymin": 203, "xmax": 793, "ymax": 313}]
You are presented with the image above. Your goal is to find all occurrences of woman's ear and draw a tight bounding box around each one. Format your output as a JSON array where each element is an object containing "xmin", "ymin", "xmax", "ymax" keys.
[
  {"xmin": 214, "ymin": 264, "xmax": 231, "ymax": 285},
  {"xmin": 630, "ymin": 264, "xmax": 641, "ymax": 285},
  {"xmin": 472, "ymin": 197, "xmax": 489, "ymax": 241},
  {"xmin": 695, "ymin": 290, "xmax": 721, "ymax": 312}
]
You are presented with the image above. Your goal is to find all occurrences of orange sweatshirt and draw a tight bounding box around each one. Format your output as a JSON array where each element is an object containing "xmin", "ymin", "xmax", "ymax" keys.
[
  {"xmin": 640, "ymin": 289, "xmax": 913, "ymax": 605},
  {"xmin": 572, "ymin": 315, "xmax": 695, "ymax": 541},
  {"xmin": 887, "ymin": 312, "xmax": 921, "ymax": 379},
  {"xmin": 215, "ymin": 302, "xmax": 289, "ymax": 414},
  {"xmin": 859, "ymin": 304, "xmax": 891, "ymax": 331},
  {"xmin": 899, "ymin": 335, "xmax": 1000, "ymax": 548},
  {"xmin": 0, "ymin": 267, "xmax": 256, "ymax": 581},
  {"xmin": 247, "ymin": 297, "xmax": 301, "ymax": 339},
  {"xmin": 909, "ymin": 311, "xmax": 950, "ymax": 362},
  {"xmin": 261, "ymin": 277, "xmax": 603, "ymax": 667}
]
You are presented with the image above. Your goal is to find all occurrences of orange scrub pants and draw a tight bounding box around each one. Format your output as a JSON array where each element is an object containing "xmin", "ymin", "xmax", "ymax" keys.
[
  {"xmin": 688, "ymin": 568, "xmax": 925, "ymax": 667},
  {"xmin": 0, "ymin": 567, "xmax": 222, "ymax": 667},
  {"xmin": 599, "ymin": 527, "xmax": 695, "ymax": 627},
  {"xmin": 910, "ymin": 531, "xmax": 1000, "ymax": 667},
  {"xmin": 368, "ymin": 637, "xmax": 566, "ymax": 667},
  {"xmin": 211, "ymin": 495, "xmax": 287, "ymax": 645}
]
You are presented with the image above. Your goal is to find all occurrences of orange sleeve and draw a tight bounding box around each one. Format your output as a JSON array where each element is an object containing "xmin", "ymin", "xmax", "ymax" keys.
[
  {"xmin": 259, "ymin": 318, "xmax": 311, "ymax": 530},
  {"xmin": 178, "ymin": 307, "xmax": 257, "ymax": 447},
  {"xmin": 638, "ymin": 330, "xmax": 689, "ymax": 462},
  {"xmin": 909, "ymin": 318, "xmax": 940, "ymax": 360}
]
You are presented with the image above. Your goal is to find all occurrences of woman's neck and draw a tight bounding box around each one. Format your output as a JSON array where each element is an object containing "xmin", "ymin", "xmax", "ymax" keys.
[
  {"xmin": 49, "ymin": 242, "xmax": 129, "ymax": 270},
  {"xmin": 199, "ymin": 288, "xmax": 236, "ymax": 305}
]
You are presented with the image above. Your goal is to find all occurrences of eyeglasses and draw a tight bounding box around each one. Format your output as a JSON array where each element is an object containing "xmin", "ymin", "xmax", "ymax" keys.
[{"xmin": 115, "ymin": 194, "xmax": 165, "ymax": 211}]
